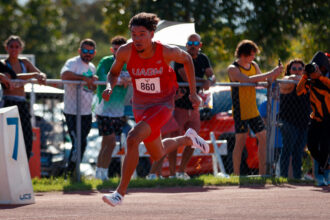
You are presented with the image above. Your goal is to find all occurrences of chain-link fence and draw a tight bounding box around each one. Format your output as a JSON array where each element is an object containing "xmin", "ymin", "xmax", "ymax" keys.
[{"xmin": 4, "ymin": 79, "xmax": 313, "ymax": 180}]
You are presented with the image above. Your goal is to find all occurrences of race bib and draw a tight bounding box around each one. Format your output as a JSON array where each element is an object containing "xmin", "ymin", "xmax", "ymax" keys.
[{"xmin": 135, "ymin": 77, "xmax": 161, "ymax": 94}]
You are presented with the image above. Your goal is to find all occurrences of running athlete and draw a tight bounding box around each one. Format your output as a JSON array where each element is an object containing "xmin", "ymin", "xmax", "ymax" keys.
[
  {"xmin": 102, "ymin": 12, "xmax": 209, "ymax": 207},
  {"xmin": 227, "ymin": 39, "xmax": 282, "ymax": 175}
]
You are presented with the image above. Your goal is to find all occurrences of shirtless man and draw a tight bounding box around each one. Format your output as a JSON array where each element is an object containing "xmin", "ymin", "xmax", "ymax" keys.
[{"xmin": 102, "ymin": 12, "xmax": 209, "ymax": 207}]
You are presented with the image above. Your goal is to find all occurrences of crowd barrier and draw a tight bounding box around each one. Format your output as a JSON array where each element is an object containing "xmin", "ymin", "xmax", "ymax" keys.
[{"xmin": 1, "ymin": 78, "xmax": 313, "ymax": 180}]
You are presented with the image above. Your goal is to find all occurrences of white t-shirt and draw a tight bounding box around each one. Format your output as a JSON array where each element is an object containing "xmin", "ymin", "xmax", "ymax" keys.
[{"xmin": 61, "ymin": 56, "xmax": 96, "ymax": 115}]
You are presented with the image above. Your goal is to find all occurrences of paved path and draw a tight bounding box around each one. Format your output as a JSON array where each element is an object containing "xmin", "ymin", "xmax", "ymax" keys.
[{"xmin": 1, "ymin": 185, "xmax": 329, "ymax": 220}]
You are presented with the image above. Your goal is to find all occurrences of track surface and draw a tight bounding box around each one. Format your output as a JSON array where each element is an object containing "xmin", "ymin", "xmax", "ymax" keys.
[{"xmin": 1, "ymin": 185, "xmax": 329, "ymax": 220}]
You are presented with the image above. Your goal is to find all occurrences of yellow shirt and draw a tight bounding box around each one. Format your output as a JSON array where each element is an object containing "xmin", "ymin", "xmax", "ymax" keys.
[{"xmin": 231, "ymin": 62, "xmax": 259, "ymax": 120}]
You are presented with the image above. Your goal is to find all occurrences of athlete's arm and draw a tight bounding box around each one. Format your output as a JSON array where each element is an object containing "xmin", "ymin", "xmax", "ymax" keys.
[
  {"xmin": 103, "ymin": 44, "xmax": 130, "ymax": 101},
  {"xmin": 228, "ymin": 61, "xmax": 283, "ymax": 83},
  {"xmin": 163, "ymin": 45, "xmax": 201, "ymax": 108}
]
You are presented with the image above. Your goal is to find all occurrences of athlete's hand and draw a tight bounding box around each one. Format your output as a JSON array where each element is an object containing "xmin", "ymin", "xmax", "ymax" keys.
[
  {"xmin": 102, "ymin": 87, "xmax": 113, "ymax": 101},
  {"xmin": 189, "ymin": 93, "xmax": 202, "ymax": 109}
]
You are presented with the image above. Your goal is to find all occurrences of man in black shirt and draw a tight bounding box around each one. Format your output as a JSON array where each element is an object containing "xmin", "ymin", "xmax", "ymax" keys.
[{"xmin": 169, "ymin": 33, "xmax": 215, "ymax": 179}]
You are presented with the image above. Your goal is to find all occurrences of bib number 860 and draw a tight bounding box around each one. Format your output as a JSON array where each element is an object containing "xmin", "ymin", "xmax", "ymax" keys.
[
  {"xmin": 136, "ymin": 77, "xmax": 160, "ymax": 94},
  {"xmin": 141, "ymin": 82, "xmax": 155, "ymax": 91}
]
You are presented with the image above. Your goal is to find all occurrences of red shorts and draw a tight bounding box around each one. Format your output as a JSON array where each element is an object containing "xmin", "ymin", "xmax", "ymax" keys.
[{"xmin": 133, "ymin": 105, "xmax": 173, "ymax": 142}]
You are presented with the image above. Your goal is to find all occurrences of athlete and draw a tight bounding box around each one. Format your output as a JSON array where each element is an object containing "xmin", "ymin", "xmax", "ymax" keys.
[
  {"xmin": 227, "ymin": 39, "xmax": 282, "ymax": 175},
  {"xmin": 102, "ymin": 12, "xmax": 209, "ymax": 207}
]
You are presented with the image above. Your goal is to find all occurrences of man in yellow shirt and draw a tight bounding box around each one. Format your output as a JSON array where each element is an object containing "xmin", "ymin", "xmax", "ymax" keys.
[{"xmin": 227, "ymin": 40, "xmax": 283, "ymax": 175}]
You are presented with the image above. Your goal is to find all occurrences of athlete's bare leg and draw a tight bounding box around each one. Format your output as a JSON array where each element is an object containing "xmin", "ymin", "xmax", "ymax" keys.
[
  {"xmin": 233, "ymin": 132, "xmax": 248, "ymax": 175},
  {"xmin": 177, "ymin": 146, "xmax": 194, "ymax": 173},
  {"xmin": 168, "ymin": 150, "xmax": 178, "ymax": 176},
  {"xmin": 256, "ymin": 130, "xmax": 267, "ymax": 175},
  {"xmin": 116, "ymin": 121, "xmax": 151, "ymax": 196},
  {"xmin": 148, "ymin": 133, "xmax": 174, "ymax": 176},
  {"xmin": 116, "ymin": 121, "xmax": 193, "ymax": 196},
  {"xmin": 97, "ymin": 133, "xmax": 116, "ymax": 168}
]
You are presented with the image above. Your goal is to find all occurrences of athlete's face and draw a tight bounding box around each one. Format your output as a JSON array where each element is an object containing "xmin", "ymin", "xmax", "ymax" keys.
[
  {"xmin": 131, "ymin": 25, "xmax": 154, "ymax": 53},
  {"xmin": 6, "ymin": 40, "xmax": 22, "ymax": 58}
]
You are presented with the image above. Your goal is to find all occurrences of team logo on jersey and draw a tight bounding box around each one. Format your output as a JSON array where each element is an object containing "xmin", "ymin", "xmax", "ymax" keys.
[{"xmin": 131, "ymin": 67, "xmax": 163, "ymax": 76}]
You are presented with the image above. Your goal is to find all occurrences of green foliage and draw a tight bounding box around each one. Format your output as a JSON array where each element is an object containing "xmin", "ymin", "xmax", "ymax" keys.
[
  {"xmin": 0, "ymin": 0, "xmax": 328, "ymax": 80},
  {"xmin": 31, "ymin": 175, "xmax": 313, "ymax": 192}
]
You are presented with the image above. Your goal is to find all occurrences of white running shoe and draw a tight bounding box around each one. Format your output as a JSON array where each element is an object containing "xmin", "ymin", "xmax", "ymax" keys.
[
  {"xmin": 185, "ymin": 128, "xmax": 209, "ymax": 153},
  {"xmin": 176, "ymin": 172, "xmax": 191, "ymax": 180},
  {"xmin": 102, "ymin": 191, "xmax": 123, "ymax": 207}
]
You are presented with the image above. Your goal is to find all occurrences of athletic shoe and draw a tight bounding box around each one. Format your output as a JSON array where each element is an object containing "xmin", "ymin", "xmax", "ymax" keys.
[
  {"xmin": 102, "ymin": 191, "xmax": 123, "ymax": 207},
  {"xmin": 176, "ymin": 172, "xmax": 190, "ymax": 180},
  {"xmin": 185, "ymin": 128, "xmax": 209, "ymax": 153},
  {"xmin": 146, "ymin": 173, "xmax": 157, "ymax": 180}
]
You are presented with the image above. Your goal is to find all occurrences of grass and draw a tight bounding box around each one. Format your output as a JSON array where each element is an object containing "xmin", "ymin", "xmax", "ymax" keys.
[{"xmin": 32, "ymin": 175, "xmax": 314, "ymax": 192}]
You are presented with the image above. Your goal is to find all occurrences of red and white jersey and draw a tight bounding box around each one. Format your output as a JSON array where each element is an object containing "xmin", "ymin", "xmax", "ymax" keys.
[{"xmin": 127, "ymin": 41, "xmax": 178, "ymax": 109}]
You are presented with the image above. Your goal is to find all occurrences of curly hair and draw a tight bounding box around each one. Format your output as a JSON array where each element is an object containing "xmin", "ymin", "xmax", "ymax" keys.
[
  {"xmin": 235, "ymin": 39, "xmax": 259, "ymax": 58},
  {"xmin": 285, "ymin": 59, "xmax": 305, "ymax": 76},
  {"xmin": 129, "ymin": 12, "xmax": 159, "ymax": 32}
]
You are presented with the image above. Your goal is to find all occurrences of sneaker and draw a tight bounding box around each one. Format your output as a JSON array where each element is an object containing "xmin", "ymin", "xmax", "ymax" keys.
[
  {"xmin": 146, "ymin": 173, "xmax": 157, "ymax": 180},
  {"xmin": 176, "ymin": 172, "xmax": 190, "ymax": 180},
  {"xmin": 185, "ymin": 128, "xmax": 209, "ymax": 153},
  {"xmin": 102, "ymin": 191, "xmax": 123, "ymax": 207}
]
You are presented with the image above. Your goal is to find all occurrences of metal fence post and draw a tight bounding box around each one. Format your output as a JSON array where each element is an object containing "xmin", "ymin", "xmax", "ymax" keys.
[
  {"xmin": 30, "ymin": 83, "xmax": 36, "ymax": 127},
  {"xmin": 266, "ymin": 82, "xmax": 274, "ymax": 175},
  {"xmin": 75, "ymin": 84, "xmax": 82, "ymax": 182}
]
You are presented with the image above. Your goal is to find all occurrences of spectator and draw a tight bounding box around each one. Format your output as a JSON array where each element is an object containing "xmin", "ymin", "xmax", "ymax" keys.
[
  {"xmin": 94, "ymin": 36, "xmax": 131, "ymax": 180},
  {"xmin": 227, "ymin": 39, "xmax": 282, "ymax": 175},
  {"xmin": 1, "ymin": 35, "xmax": 47, "ymax": 160},
  {"xmin": 168, "ymin": 33, "xmax": 215, "ymax": 179},
  {"xmin": 279, "ymin": 59, "xmax": 310, "ymax": 179},
  {"xmin": 101, "ymin": 12, "xmax": 209, "ymax": 207},
  {"xmin": 60, "ymin": 38, "xmax": 98, "ymax": 175},
  {"xmin": 296, "ymin": 51, "xmax": 330, "ymax": 186},
  {"xmin": 0, "ymin": 63, "xmax": 13, "ymax": 107}
]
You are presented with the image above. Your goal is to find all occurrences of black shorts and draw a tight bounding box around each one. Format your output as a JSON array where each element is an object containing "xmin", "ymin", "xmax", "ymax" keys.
[
  {"xmin": 96, "ymin": 115, "xmax": 126, "ymax": 136},
  {"xmin": 234, "ymin": 115, "xmax": 265, "ymax": 134}
]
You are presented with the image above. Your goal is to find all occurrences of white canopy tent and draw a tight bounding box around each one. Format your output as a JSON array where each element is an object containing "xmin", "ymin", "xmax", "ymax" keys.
[{"xmin": 128, "ymin": 20, "xmax": 196, "ymax": 48}]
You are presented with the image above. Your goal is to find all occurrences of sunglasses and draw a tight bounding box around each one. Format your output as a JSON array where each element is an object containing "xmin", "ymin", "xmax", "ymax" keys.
[
  {"xmin": 187, "ymin": 41, "xmax": 200, "ymax": 46},
  {"xmin": 81, "ymin": 48, "xmax": 95, "ymax": 54},
  {"xmin": 291, "ymin": 67, "xmax": 303, "ymax": 71}
]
